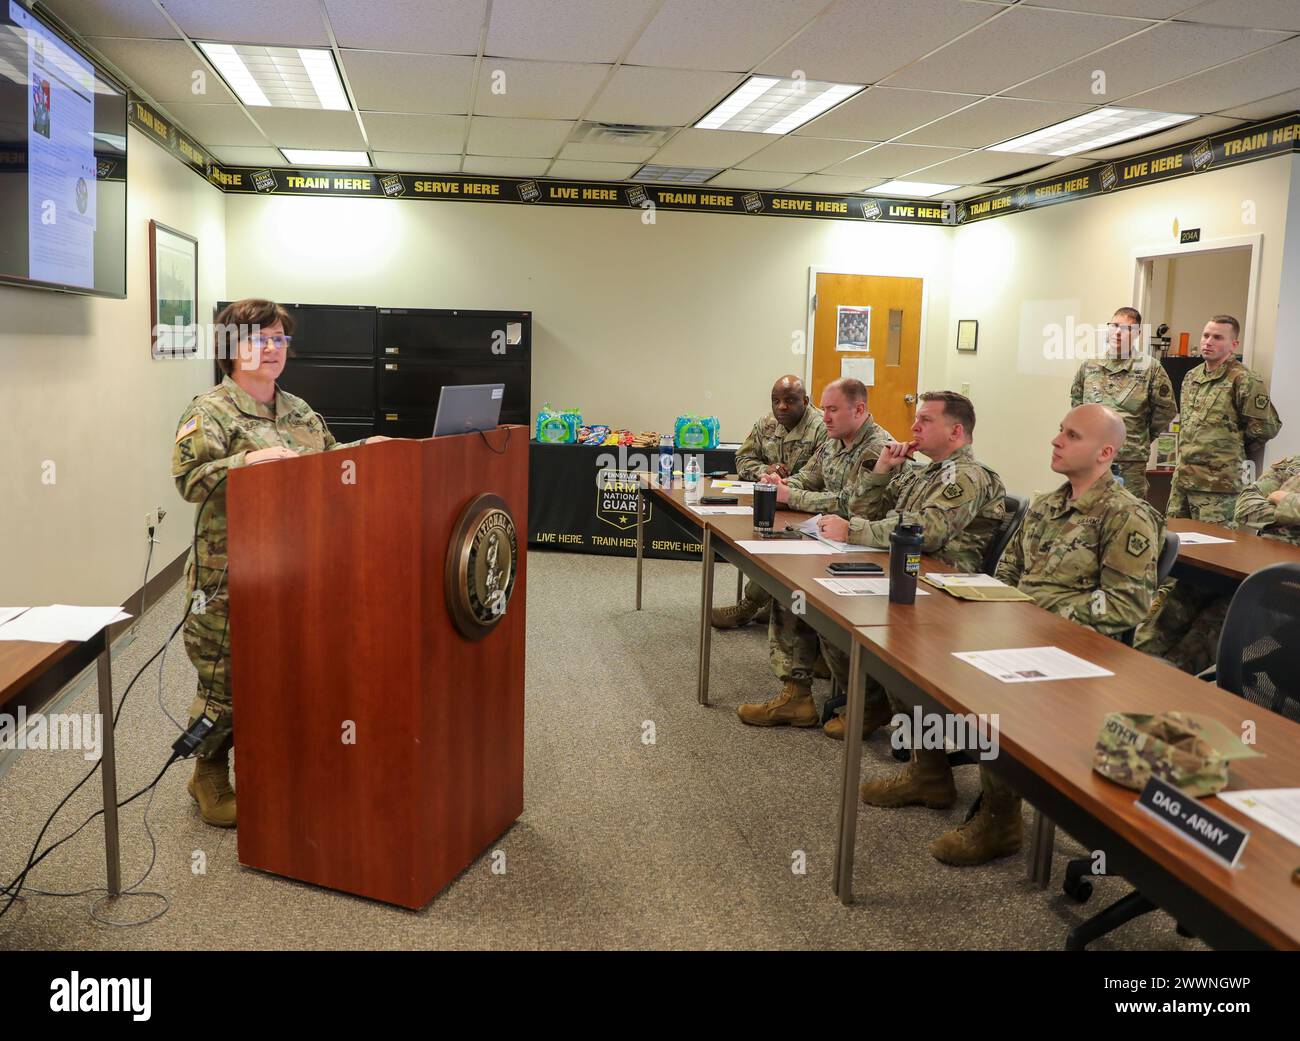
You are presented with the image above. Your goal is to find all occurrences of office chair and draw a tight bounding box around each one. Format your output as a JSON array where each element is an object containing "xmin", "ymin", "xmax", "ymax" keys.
[{"xmin": 1062, "ymin": 562, "xmax": 1300, "ymax": 950}]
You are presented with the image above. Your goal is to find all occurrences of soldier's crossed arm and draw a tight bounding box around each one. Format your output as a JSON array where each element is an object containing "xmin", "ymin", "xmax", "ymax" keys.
[
  {"xmin": 1235, "ymin": 458, "xmax": 1300, "ymax": 531},
  {"xmin": 1235, "ymin": 373, "xmax": 1282, "ymax": 449},
  {"xmin": 849, "ymin": 470, "xmax": 980, "ymax": 550},
  {"xmin": 1069, "ymin": 363, "xmax": 1086, "ymax": 408},
  {"xmin": 785, "ymin": 442, "xmax": 836, "ymax": 512},
  {"xmin": 734, "ymin": 421, "xmax": 766, "ymax": 481},
  {"xmin": 1149, "ymin": 364, "xmax": 1177, "ymax": 440},
  {"xmin": 856, "ymin": 465, "xmax": 901, "ymax": 523},
  {"xmin": 1094, "ymin": 507, "xmax": 1161, "ymax": 638},
  {"xmin": 172, "ymin": 407, "xmax": 245, "ymax": 502}
]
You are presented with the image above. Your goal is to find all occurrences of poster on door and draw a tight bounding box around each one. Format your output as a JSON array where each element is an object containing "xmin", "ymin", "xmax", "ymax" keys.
[{"xmin": 836, "ymin": 305, "xmax": 870, "ymax": 351}]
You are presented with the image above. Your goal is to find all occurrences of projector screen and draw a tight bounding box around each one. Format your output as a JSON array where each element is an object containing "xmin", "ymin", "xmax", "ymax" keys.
[{"xmin": 0, "ymin": 1, "xmax": 127, "ymax": 298}]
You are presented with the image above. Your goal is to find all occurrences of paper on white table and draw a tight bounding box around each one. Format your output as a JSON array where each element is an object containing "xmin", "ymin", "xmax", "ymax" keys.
[
  {"xmin": 712, "ymin": 479, "xmax": 754, "ymax": 494},
  {"xmin": 0, "ymin": 605, "xmax": 132, "ymax": 643},
  {"xmin": 686, "ymin": 504, "xmax": 753, "ymax": 516},
  {"xmin": 953, "ymin": 646, "xmax": 1113, "ymax": 683},
  {"xmin": 1217, "ymin": 789, "xmax": 1300, "ymax": 848},
  {"xmin": 1174, "ymin": 531, "xmax": 1234, "ymax": 545},
  {"xmin": 815, "ymin": 577, "xmax": 930, "ymax": 597},
  {"xmin": 796, "ymin": 515, "xmax": 876, "ymax": 554},
  {"xmin": 0, "ymin": 608, "xmax": 29, "ymax": 628},
  {"xmin": 735, "ymin": 540, "xmax": 835, "ymax": 555}
]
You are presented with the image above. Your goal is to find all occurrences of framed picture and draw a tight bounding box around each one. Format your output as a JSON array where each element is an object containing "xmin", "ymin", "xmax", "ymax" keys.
[
  {"xmin": 835, "ymin": 304, "xmax": 871, "ymax": 351},
  {"xmin": 150, "ymin": 220, "xmax": 198, "ymax": 358},
  {"xmin": 956, "ymin": 319, "xmax": 978, "ymax": 353}
]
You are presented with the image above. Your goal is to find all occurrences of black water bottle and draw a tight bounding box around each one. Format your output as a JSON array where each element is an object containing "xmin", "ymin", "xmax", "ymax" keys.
[{"xmin": 889, "ymin": 521, "xmax": 923, "ymax": 604}]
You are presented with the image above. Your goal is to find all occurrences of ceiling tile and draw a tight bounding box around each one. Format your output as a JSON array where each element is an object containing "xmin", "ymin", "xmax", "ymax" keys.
[
  {"xmin": 40, "ymin": 0, "xmax": 178, "ymax": 39},
  {"xmin": 341, "ymin": 51, "xmax": 475, "ymax": 114},
  {"xmin": 359, "ymin": 112, "xmax": 466, "ymax": 153},
  {"xmin": 462, "ymin": 155, "xmax": 552, "ymax": 176},
  {"xmin": 1219, "ymin": 88, "xmax": 1300, "ymax": 119},
  {"xmin": 323, "ymin": 0, "xmax": 487, "ymax": 54},
  {"xmin": 85, "ymin": 38, "xmax": 235, "ymax": 104},
  {"xmin": 882, "ymin": 7, "xmax": 1144, "ymax": 94},
  {"xmin": 626, "ymin": 0, "xmax": 828, "ymax": 72},
  {"xmin": 1006, "ymin": 21, "xmax": 1292, "ymax": 105},
  {"xmin": 796, "ymin": 86, "xmax": 980, "ymax": 142},
  {"xmin": 983, "ymin": 156, "xmax": 1095, "ymax": 184},
  {"xmin": 1072, "ymin": 114, "xmax": 1243, "ymax": 159},
  {"xmin": 758, "ymin": 0, "xmax": 997, "ymax": 84},
  {"xmin": 736, "ymin": 135, "xmax": 870, "ymax": 172},
  {"xmin": 473, "ymin": 60, "xmax": 611, "ymax": 118},
  {"xmin": 485, "ymin": 0, "xmax": 658, "ymax": 62},
  {"xmin": 154, "ymin": 0, "xmax": 331, "ymax": 46},
  {"xmin": 252, "ymin": 107, "xmax": 367, "ymax": 149},
  {"xmin": 1021, "ymin": 1, "xmax": 1189, "ymax": 14},
  {"xmin": 945, "ymin": 184, "xmax": 1004, "ymax": 200},
  {"xmin": 822, "ymin": 142, "xmax": 968, "ymax": 178},
  {"xmin": 1117, "ymin": 38, "xmax": 1300, "ymax": 113},
  {"xmin": 557, "ymin": 141, "xmax": 659, "ymax": 163},
  {"xmin": 467, "ymin": 117, "xmax": 576, "ymax": 157},
  {"xmin": 162, "ymin": 102, "xmax": 268, "ymax": 146},
  {"xmin": 706, "ymin": 170, "xmax": 802, "ymax": 190},
  {"xmin": 210, "ymin": 146, "xmax": 287, "ymax": 166},
  {"xmin": 898, "ymin": 97, "xmax": 1095, "ymax": 148},
  {"xmin": 915, "ymin": 150, "xmax": 1063, "ymax": 184},
  {"xmin": 372, "ymin": 151, "xmax": 464, "ymax": 173},
  {"xmin": 585, "ymin": 66, "xmax": 743, "ymax": 125},
  {"xmin": 1177, "ymin": 0, "xmax": 1300, "ymax": 31},
  {"xmin": 649, "ymin": 128, "xmax": 770, "ymax": 166},
  {"xmin": 782, "ymin": 173, "xmax": 881, "ymax": 194},
  {"xmin": 547, "ymin": 159, "xmax": 642, "ymax": 179}
]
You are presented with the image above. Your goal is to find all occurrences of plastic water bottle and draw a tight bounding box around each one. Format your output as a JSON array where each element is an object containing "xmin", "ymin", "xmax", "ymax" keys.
[
  {"xmin": 684, "ymin": 455, "xmax": 702, "ymax": 502},
  {"xmin": 658, "ymin": 434, "xmax": 674, "ymax": 488}
]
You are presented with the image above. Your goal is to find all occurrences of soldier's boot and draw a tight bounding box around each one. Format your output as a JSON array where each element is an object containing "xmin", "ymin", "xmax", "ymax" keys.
[
  {"xmin": 754, "ymin": 603, "xmax": 771, "ymax": 624},
  {"xmin": 929, "ymin": 788, "xmax": 1022, "ymax": 866},
  {"xmin": 822, "ymin": 696, "xmax": 892, "ymax": 740},
  {"xmin": 859, "ymin": 748, "xmax": 956, "ymax": 808},
  {"xmin": 737, "ymin": 682, "xmax": 819, "ymax": 727},
  {"xmin": 188, "ymin": 749, "xmax": 237, "ymax": 828},
  {"xmin": 711, "ymin": 597, "xmax": 762, "ymax": 629}
]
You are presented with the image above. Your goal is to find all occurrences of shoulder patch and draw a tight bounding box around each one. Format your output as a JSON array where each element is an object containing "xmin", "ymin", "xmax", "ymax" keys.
[
  {"xmin": 1256, "ymin": 393, "xmax": 1270, "ymax": 411},
  {"xmin": 1126, "ymin": 530, "xmax": 1150, "ymax": 557},
  {"xmin": 175, "ymin": 415, "xmax": 198, "ymax": 443},
  {"xmin": 942, "ymin": 482, "xmax": 964, "ymax": 500}
]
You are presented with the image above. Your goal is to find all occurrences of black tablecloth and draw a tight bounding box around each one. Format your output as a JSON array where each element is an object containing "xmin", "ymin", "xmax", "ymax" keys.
[{"xmin": 529, "ymin": 441, "xmax": 738, "ymax": 559}]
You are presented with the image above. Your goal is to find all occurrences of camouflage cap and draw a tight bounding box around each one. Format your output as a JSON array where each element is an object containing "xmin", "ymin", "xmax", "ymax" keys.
[{"xmin": 1093, "ymin": 711, "xmax": 1233, "ymax": 796}]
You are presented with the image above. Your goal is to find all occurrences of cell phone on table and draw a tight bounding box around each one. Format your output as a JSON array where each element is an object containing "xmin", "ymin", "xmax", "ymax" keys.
[
  {"xmin": 826, "ymin": 561, "xmax": 883, "ymax": 574},
  {"xmin": 700, "ymin": 495, "xmax": 739, "ymax": 505}
]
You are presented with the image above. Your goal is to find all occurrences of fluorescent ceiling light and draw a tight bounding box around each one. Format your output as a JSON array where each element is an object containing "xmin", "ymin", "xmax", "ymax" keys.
[
  {"xmin": 988, "ymin": 107, "xmax": 1195, "ymax": 157},
  {"xmin": 630, "ymin": 165, "xmax": 722, "ymax": 184},
  {"xmin": 695, "ymin": 75, "xmax": 863, "ymax": 134},
  {"xmin": 873, "ymin": 180, "xmax": 956, "ymax": 198},
  {"xmin": 280, "ymin": 148, "xmax": 371, "ymax": 167},
  {"xmin": 198, "ymin": 42, "xmax": 349, "ymax": 109}
]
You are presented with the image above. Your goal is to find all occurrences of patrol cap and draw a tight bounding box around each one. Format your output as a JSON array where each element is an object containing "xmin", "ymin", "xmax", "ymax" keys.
[{"xmin": 1092, "ymin": 711, "xmax": 1260, "ymax": 797}]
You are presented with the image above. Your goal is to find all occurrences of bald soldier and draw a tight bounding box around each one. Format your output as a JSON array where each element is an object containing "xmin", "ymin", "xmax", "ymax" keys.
[
  {"xmin": 868, "ymin": 404, "xmax": 1160, "ymax": 866},
  {"xmin": 737, "ymin": 379, "xmax": 894, "ymax": 727},
  {"xmin": 816, "ymin": 390, "xmax": 1007, "ymax": 742},
  {"xmin": 1136, "ymin": 453, "xmax": 1300, "ymax": 674},
  {"xmin": 1168, "ymin": 315, "xmax": 1281, "ymax": 522},
  {"xmin": 713, "ymin": 375, "xmax": 827, "ymax": 628},
  {"xmin": 1070, "ymin": 306, "xmax": 1175, "ymax": 500}
]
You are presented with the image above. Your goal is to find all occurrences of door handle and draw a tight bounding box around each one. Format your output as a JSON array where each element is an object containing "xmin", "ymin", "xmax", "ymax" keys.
[{"xmin": 903, "ymin": 393, "xmax": 917, "ymax": 405}]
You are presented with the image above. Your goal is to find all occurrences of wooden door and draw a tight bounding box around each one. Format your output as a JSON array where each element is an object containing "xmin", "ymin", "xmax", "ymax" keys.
[{"xmin": 811, "ymin": 272, "xmax": 923, "ymax": 441}]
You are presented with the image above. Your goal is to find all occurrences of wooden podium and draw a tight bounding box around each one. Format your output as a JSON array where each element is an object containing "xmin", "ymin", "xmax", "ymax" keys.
[{"xmin": 227, "ymin": 427, "xmax": 527, "ymax": 908}]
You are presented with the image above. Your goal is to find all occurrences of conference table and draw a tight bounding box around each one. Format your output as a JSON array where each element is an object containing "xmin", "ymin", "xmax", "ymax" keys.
[
  {"xmin": 635, "ymin": 475, "xmax": 1300, "ymax": 949},
  {"xmin": 1167, "ymin": 517, "xmax": 1300, "ymax": 593}
]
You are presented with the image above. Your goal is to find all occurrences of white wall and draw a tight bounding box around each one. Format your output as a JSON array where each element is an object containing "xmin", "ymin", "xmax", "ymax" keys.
[
  {"xmin": 0, "ymin": 125, "xmax": 226, "ymax": 604},
  {"xmin": 223, "ymin": 194, "xmax": 953, "ymax": 441},
  {"xmin": 940, "ymin": 154, "xmax": 1295, "ymax": 497}
]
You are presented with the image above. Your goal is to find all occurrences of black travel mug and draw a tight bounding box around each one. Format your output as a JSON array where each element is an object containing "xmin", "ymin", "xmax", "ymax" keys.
[
  {"xmin": 752, "ymin": 483, "xmax": 777, "ymax": 533},
  {"xmin": 889, "ymin": 522, "xmax": 923, "ymax": 604}
]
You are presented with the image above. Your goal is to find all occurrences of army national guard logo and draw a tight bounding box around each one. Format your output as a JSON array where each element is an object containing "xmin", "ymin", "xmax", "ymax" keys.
[
  {"xmin": 446, "ymin": 494, "xmax": 518, "ymax": 640},
  {"xmin": 597, "ymin": 469, "xmax": 646, "ymax": 531}
]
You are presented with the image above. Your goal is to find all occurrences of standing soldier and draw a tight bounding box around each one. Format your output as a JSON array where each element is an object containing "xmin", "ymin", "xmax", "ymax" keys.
[
  {"xmin": 713, "ymin": 375, "xmax": 826, "ymax": 628},
  {"xmin": 1168, "ymin": 315, "xmax": 1281, "ymax": 522},
  {"xmin": 1070, "ymin": 307, "xmax": 1175, "ymax": 500},
  {"xmin": 736, "ymin": 379, "xmax": 894, "ymax": 728}
]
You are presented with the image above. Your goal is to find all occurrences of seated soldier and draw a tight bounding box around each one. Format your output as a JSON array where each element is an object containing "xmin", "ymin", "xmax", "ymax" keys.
[{"xmin": 713, "ymin": 375, "xmax": 826, "ymax": 629}]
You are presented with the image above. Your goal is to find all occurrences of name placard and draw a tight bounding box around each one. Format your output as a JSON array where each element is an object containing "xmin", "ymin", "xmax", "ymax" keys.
[{"xmin": 1137, "ymin": 776, "xmax": 1249, "ymax": 867}]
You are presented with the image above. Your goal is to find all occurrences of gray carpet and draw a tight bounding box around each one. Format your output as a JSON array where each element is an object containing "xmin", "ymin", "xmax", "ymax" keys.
[{"xmin": 0, "ymin": 551, "xmax": 1205, "ymax": 950}]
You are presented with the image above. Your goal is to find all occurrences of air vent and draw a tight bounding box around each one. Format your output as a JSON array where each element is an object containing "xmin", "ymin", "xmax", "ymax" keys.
[{"xmin": 571, "ymin": 121, "xmax": 676, "ymax": 148}]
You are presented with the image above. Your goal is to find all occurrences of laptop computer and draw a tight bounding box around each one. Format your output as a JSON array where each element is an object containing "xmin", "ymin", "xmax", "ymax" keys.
[{"xmin": 432, "ymin": 383, "xmax": 505, "ymax": 437}]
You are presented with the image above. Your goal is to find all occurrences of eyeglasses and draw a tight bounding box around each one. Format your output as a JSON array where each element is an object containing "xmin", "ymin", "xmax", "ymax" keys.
[
  {"xmin": 1106, "ymin": 323, "xmax": 1137, "ymax": 333},
  {"xmin": 247, "ymin": 334, "xmax": 292, "ymax": 350}
]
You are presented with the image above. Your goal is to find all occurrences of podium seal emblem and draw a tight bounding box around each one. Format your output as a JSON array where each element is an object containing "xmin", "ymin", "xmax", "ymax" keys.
[{"xmin": 446, "ymin": 493, "xmax": 518, "ymax": 639}]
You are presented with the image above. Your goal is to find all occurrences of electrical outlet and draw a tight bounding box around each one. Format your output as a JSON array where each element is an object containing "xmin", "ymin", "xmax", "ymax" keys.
[{"xmin": 960, "ymin": 382, "xmax": 971, "ymax": 396}]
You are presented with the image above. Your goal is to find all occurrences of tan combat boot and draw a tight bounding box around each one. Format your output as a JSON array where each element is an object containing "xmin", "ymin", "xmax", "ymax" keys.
[
  {"xmin": 188, "ymin": 750, "xmax": 237, "ymax": 827},
  {"xmin": 754, "ymin": 602, "xmax": 771, "ymax": 624},
  {"xmin": 737, "ymin": 682, "xmax": 819, "ymax": 727},
  {"xmin": 859, "ymin": 748, "xmax": 956, "ymax": 807},
  {"xmin": 711, "ymin": 599, "xmax": 762, "ymax": 628},
  {"xmin": 930, "ymin": 788, "xmax": 1022, "ymax": 866},
  {"xmin": 823, "ymin": 697, "xmax": 893, "ymax": 740}
]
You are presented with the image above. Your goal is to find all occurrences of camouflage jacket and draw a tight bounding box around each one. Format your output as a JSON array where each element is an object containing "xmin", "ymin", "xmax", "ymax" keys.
[
  {"xmin": 1174, "ymin": 360, "xmax": 1281, "ymax": 493},
  {"xmin": 172, "ymin": 376, "xmax": 355, "ymax": 601},
  {"xmin": 734, "ymin": 406, "xmax": 827, "ymax": 481},
  {"xmin": 1234, "ymin": 454, "xmax": 1300, "ymax": 546},
  {"xmin": 1070, "ymin": 354, "xmax": 1176, "ymax": 464},
  {"xmin": 995, "ymin": 473, "xmax": 1161, "ymax": 638},
  {"xmin": 850, "ymin": 444, "xmax": 1006, "ymax": 572},
  {"xmin": 784, "ymin": 416, "xmax": 894, "ymax": 517}
]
